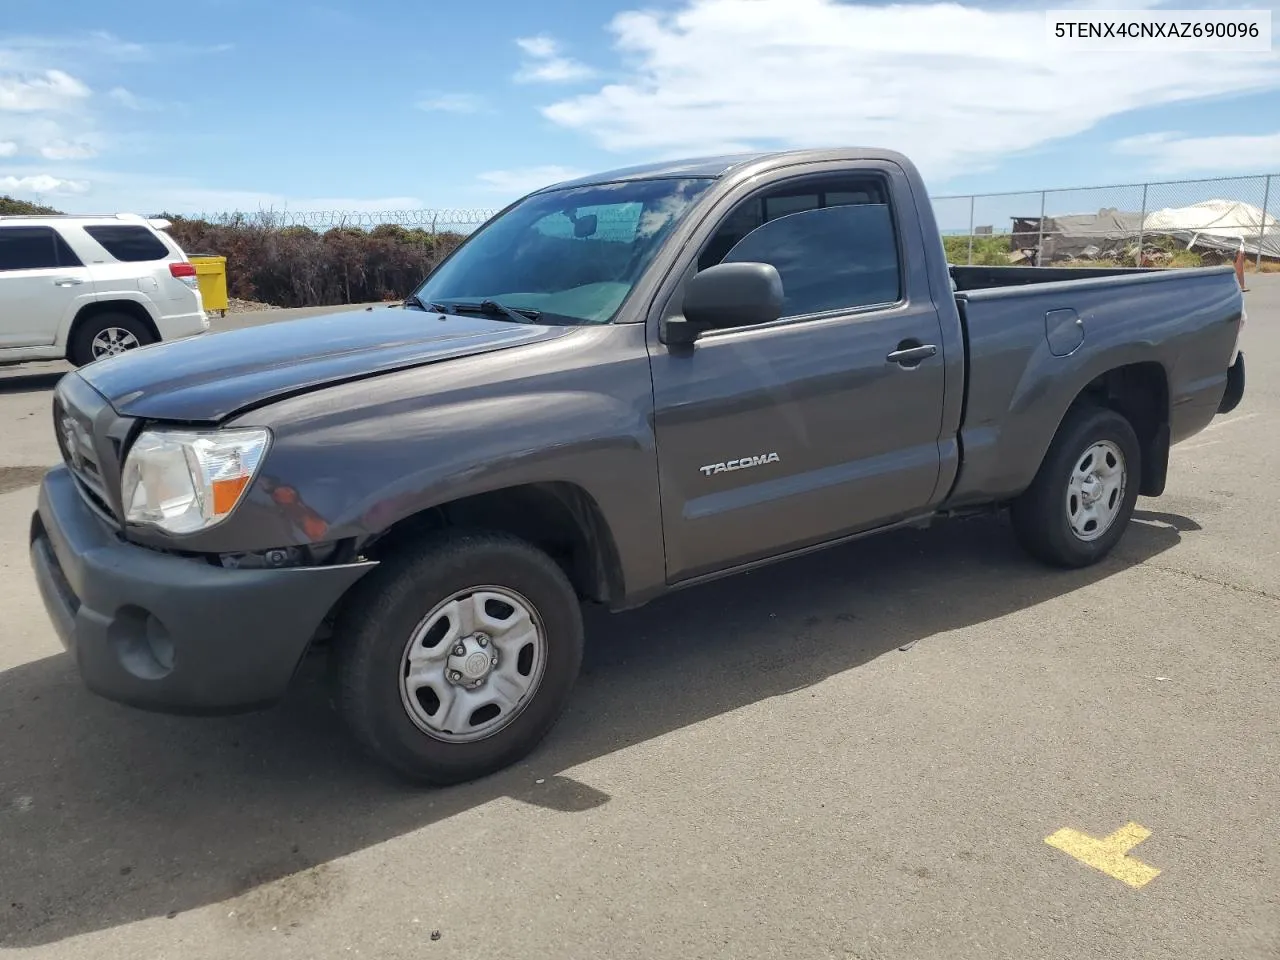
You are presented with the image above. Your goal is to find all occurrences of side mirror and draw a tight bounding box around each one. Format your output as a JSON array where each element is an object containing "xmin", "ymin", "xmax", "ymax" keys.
[
  {"xmin": 573, "ymin": 213, "xmax": 598, "ymax": 238},
  {"xmin": 663, "ymin": 261, "xmax": 785, "ymax": 345}
]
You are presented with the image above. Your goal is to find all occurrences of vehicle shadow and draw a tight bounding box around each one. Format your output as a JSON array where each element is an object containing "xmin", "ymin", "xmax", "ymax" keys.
[
  {"xmin": 0, "ymin": 510, "xmax": 1185, "ymax": 947},
  {"xmin": 0, "ymin": 367, "xmax": 66, "ymax": 395}
]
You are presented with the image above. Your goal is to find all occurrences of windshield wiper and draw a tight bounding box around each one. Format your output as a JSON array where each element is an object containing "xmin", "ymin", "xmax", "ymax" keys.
[
  {"xmin": 403, "ymin": 292, "xmax": 431, "ymax": 311},
  {"xmin": 445, "ymin": 299, "xmax": 541, "ymax": 324}
]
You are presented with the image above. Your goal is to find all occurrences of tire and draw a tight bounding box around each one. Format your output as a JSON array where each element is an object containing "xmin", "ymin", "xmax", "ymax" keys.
[
  {"xmin": 68, "ymin": 312, "xmax": 156, "ymax": 367},
  {"xmin": 1010, "ymin": 405, "xmax": 1141, "ymax": 568},
  {"xmin": 334, "ymin": 532, "xmax": 584, "ymax": 785}
]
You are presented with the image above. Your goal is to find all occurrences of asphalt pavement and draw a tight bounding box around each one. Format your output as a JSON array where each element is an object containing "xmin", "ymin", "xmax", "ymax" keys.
[{"xmin": 0, "ymin": 287, "xmax": 1276, "ymax": 960}]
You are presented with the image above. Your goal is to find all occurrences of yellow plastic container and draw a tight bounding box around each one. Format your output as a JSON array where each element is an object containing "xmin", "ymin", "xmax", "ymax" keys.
[{"xmin": 188, "ymin": 255, "xmax": 229, "ymax": 316}]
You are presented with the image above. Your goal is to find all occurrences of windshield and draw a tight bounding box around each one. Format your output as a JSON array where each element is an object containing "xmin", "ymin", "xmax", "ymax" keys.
[{"xmin": 412, "ymin": 177, "xmax": 715, "ymax": 324}]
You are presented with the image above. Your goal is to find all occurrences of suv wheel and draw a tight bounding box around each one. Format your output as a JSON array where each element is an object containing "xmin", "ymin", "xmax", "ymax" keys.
[
  {"xmin": 1011, "ymin": 405, "xmax": 1142, "ymax": 568},
  {"xmin": 335, "ymin": 532, "xmax": 584, "ymax": 784},
  {"xmin": 69, "ymin": 312, "xmax": 155, "ymax": 367}
]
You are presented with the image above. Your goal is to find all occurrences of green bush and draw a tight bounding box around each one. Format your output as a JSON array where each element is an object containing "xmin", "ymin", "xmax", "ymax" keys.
[
  {"xmin": 158, "ymin": 212, "xmax": 466, "ymax": 307},
  {"xmin": 943, "ymin": 234, "xmax": 1011, "ymax": 265}
]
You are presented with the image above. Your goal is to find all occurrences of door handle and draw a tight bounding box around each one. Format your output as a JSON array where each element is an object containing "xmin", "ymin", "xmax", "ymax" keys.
[
  {"xmin": 886, "ymin": 342, "xmax": 938, "ymax": 367},
  {"xmin": 52, "ymin": 277, "xmax": 84, "ymax": 287}
]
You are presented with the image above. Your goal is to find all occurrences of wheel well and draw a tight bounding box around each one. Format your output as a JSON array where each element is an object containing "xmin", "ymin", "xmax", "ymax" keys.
[
  {"xmin": 1071, "ymin": 361, "xmax": 1170, "ymax": 496},
  {"xmin": 67, "ymin": 301, "xmax": 160, "ymax": 354},
  {"xmin": 362, "ymin": 482, "xmax": 624, "ymax": 605}
]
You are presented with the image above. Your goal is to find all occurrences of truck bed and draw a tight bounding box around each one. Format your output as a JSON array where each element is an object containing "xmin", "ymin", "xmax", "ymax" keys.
[{"xmin": 943, "ymin": 264, "xmax": 1243, "ymax": 510}]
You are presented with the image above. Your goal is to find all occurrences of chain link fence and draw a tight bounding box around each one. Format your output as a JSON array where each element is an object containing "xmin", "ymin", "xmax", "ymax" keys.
[{"xmin": 936, "ymin": 173, "xmax": 1278, "ymax": 271}]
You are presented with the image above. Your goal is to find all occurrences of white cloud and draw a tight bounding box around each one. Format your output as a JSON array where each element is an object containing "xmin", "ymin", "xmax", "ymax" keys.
[
  {"xmin": 107, "ymin": 86, "xmax": 160, "ymax": 111},
  {"xmin": 416, "ymin": 92, "xmax": 488, "ymax": 114},
  {"xmin": 40, "ymin": 139, "xmax": 97, "ymax": 160},
  {"xmin": 514, "ymin": 35, "xmax": 595, "ymax": 83},
  {"xmin": 0, "ymin": 69, "xmax": 91, "ymax": 112},
  {"xmin": 517, "ymin": 36, "xmax": 559, "ymax": 59},
  {"xmin": 0, "ymin": 140, "xmax": 16, "ymax": 156},
  {"xmin": 538, "ymin": 0, "xmax": 1280, "ymax": 182},
  {"xmin": 0, "ymin": 173, "xmax": 90, "ymax": 195},
  {"xmin": 291, "ymin": 195, "xmax": 425, "ymax": 211},
  {"xmin": 125, "ymin": 184, "xmax": 427, "ymax": 215},
  {"xmin": 476, "ymin": 165, "xmax": 588, "ymax": 195},
  {"xmin": 1115, "ymin": 130, "xmax": 1280, "ymax": 175},
  {"xmin": 3, "ymin": 32, "xmax": 230, "ymax": 64}
]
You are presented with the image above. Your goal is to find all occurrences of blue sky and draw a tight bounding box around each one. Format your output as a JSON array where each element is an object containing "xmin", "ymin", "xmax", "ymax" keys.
[{"xmin": 1, "ymin": 0, "xmax": 1278, "ymax": 219}]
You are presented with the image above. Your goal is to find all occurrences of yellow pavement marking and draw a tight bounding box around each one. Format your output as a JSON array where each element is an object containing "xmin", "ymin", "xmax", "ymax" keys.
[{"xmin": 1044, "ymin": 821, "xmax": 1161, "ymax": 889}]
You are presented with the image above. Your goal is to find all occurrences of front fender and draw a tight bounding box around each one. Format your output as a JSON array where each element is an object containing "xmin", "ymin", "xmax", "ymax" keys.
[
  {"xmin": 329, "ymin": 390, "xmax": 651, "ymax": 537},
  {"xmin": 166, "ymin": 327, "xmax": 667, "ymax": 604}
]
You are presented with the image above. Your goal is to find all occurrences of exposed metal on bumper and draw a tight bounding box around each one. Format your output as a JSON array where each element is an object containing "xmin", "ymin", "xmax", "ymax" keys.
[{"xmin": 30, "ymin": 465, "xmax": 375, "ymax": 714}]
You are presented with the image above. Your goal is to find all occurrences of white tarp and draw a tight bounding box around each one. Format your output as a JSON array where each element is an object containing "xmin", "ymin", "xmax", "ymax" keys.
[{"xmin": 1142, "ymin": 200, "xmax": 1280, "ymax": 259}]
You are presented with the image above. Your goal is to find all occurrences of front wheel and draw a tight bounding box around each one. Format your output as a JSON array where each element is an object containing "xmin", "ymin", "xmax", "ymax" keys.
[
  {"xmin": 334, "ymin": 532, "xmax": 584, "ymax": 785},
  {"xmin": 1011, "ymin": 405, "xmax": 1142, "ymax": 568}
]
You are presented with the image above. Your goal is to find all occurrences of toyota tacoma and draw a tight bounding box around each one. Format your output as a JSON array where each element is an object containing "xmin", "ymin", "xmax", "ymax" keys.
[{"xmin": 30, "ymin": 148, "xmax": 1247, "ymax": 784}]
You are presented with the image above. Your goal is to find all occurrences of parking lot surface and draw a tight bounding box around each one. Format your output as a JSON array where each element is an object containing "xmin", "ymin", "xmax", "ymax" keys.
[{"xmin": 1, "ymin": 290, "xmax": 1276, "ymax": 959}]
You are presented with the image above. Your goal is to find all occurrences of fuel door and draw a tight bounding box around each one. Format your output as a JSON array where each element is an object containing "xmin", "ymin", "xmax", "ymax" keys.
[{"xmin": 1045, "ymin": 308, "xmax": 1084, "ymax": 357}]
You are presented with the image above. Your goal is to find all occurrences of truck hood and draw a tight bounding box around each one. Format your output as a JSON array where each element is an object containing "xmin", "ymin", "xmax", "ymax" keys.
[{"xmin": 76, "ymin": 306, "xmax": 571, "ymax": 422}]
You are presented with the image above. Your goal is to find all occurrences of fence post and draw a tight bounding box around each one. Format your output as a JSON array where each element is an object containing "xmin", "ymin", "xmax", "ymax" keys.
[
  {"xmin": 967, "ymin": 195, "xmax": 975, "ymax": 265},
  {"xmin": 1035, "ymin": 190, "xmax": 1046, "ymax": 266},
  {"xmin": 1257, "ymin": 174, "xmax": 1272, "ymax": 272},
  {"xmin": 1136, "ymin": 182, "xmax": 1148, "ymax": 266}
]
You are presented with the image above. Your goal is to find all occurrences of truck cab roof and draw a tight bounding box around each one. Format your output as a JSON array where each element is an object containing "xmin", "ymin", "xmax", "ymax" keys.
[{"xmin": 539, "ymin": 147, "xmax": 917, "ymax": 192}]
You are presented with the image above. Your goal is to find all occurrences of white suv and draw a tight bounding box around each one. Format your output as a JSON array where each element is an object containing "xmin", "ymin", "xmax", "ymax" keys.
[{"xmin": 0, "ymin": 213, "xmax": 210, "ymax": 368}]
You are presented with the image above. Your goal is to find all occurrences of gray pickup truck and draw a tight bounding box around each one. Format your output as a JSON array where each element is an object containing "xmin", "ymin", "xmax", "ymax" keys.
[{"xmin": 31, "ymin": 148, "xmax": 1246, "ymax": 784}]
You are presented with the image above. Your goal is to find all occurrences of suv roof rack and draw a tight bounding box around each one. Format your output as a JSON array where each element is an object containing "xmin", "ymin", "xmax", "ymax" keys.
[{"xmin": 0, "ymin": 213, "xmax": 172, "ymax": 228}]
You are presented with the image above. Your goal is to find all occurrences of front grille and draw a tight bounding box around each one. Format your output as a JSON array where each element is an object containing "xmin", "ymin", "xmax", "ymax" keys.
[{"xmin": 52, "ymin": 383, "xmax": 123, "ymax": 524}]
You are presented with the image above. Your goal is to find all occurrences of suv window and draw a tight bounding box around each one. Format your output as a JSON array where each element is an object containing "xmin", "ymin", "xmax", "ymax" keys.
[
  {"xmin": 0, "ymin": 226, "xmax": 84, "ymax": 271},
  {"xmin": 699, "ymin": 176, "xmax": 901, "ymax": 318},
  {"xmin": 83, "ymin": 224, "xmax": 170, "ymax": 262}
]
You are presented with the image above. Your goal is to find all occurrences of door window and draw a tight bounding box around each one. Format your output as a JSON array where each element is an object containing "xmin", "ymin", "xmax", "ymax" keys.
[
  {"xmin": 0, "ymin": 226, "xmax": 82, "ymax": 271},
  {"xmin": 697, "ymin": 176, "xmax": 901, "ymax": 319}
]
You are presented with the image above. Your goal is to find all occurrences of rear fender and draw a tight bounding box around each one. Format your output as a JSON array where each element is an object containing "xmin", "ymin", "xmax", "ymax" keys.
[{"xmin": 61, "ymin": 294, "xmax": 160, "ymax": 348}]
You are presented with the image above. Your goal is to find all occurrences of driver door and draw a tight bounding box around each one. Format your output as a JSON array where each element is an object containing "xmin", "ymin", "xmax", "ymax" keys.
[{"xmin": 648, "ymin": 173, "xmax": 948, "ymax": 582}]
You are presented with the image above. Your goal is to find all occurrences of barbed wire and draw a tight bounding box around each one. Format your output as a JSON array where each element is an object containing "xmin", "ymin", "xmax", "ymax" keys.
[
  {"xmin": 179, "ymin": 204, "xmax": 671, "ymax": 231},
  {"xmin": 182, "ymin": 208, "xmax": 501, "ymax": 229}
]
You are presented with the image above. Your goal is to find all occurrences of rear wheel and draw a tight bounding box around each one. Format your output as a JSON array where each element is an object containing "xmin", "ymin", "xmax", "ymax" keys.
[
  {"xmin": 1011, "ymin": 405, "xmax": 1141, "ymax": 568},
  {"xmin": 335, "ymin": 532, "xmax": 584, "ymax": 785},
  {"xmin": 68, "ymin": 312, "xmax": 155, "ymax": 367}
]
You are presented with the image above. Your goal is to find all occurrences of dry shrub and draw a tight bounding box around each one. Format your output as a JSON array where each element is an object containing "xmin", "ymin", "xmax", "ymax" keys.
[
  {"xmin": 1, "ymin": 195, "xmax": 62, "ymax": 215},
  {"xmin": 159, "ymin": 212, "xmax": 465, "ymax": 307}
]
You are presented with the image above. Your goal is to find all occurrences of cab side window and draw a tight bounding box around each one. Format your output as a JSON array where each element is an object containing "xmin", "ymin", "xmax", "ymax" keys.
[{"xmin": 697, "ymin": 177, "xmax": 901, "ymax": 319}]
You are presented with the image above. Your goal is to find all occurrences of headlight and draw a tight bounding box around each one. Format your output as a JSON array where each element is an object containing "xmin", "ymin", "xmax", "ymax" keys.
[{"xmin": 121, "ymin": 428, "xmax": 270, "ymax": 534}]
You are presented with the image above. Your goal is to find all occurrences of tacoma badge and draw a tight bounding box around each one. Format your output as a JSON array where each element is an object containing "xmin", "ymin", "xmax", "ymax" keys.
[{"xmin": 699, "ymin": 452, "xmax": 780, "ymax": 477}]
